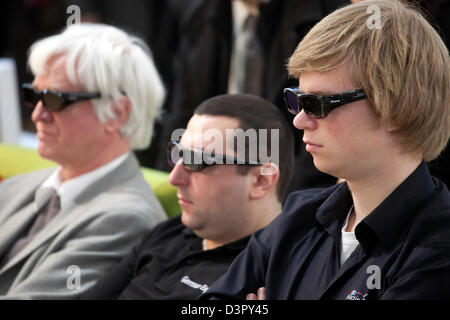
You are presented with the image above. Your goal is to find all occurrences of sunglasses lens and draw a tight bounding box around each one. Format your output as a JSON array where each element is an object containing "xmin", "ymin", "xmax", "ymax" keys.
[
  {"xmin": 167, "ymin": 142, "xmax": 182, "ymax": 167},
  {"xmin": 22, "ymin": 86, "xmax": 39, "ymax": 109},
  {"xmin": 42, "ymin": 92, "xmax": 63, "ymax": 111},
  {"xmin": 285, "ymin": 90, "xmax": 300, "ymax": 114},
  {"xmin": 167, "ymin": 141, "xmax": 206, "ymax": 171},
  {"xmin": 184, "ymin": 163, "xmax": 203, "ymax": 171},
  {"xmin": 299, "ymin": 96, "xmax": 323, "ymax": 118},
  {"xmin": 183, "ymin": 149, "xmax": 205, "ymax": 171}
]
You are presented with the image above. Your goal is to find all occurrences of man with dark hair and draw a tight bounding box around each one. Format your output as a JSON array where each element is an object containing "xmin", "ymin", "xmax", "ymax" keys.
[{"xmin": 82, "ymin": 94, "xmax": 294, "ymax": 299}]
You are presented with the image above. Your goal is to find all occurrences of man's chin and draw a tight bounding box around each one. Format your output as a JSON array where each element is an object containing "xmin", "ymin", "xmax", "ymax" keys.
[
  {"xmin": 312, "ymin": 157, "xmax": 339, "ymax": 178},
  {"xmin": 180, "ymin": 211, "xmax": 192, "ymax": 225},
  {"xmin": 181, "ymin": 211, "xmax": 201, "ymax": 229},
  {"xmin": 37, "ymin": 143, "xmax": 58, "ymax": 162}
]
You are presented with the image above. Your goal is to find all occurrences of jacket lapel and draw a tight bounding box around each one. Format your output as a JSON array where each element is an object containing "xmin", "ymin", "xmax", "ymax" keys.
[
  {"xmin": 0, "ymin": 170, "xmax": 54, "ymax": 257},
  {"xmin": 0, "ymin": 202, "xmax": 37, "ymax": 259},
  {"xmin": 0, "ymin": 170, "xmax": 53, "ymax": 226}
]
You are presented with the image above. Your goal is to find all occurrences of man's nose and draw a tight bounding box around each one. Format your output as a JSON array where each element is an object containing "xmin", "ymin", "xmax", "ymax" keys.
[
  {"xmin": 31, "ymin": 101, "xmax": 53, "ymax": 123},
  {"xmin": 168, "ymin": 160, "xmax": 190, "ymax": 187},
  {"xmin": 293, "ymin": 110, "xmax": 317, "ymax": 131}
]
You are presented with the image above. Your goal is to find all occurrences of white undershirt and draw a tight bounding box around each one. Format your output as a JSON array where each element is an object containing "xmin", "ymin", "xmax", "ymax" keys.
[{"xmin": 340, "ymin": 205, "xmax": 360, "ymax": 266}]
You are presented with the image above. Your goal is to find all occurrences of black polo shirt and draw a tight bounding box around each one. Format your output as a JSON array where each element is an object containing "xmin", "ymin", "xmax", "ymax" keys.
[
  {"xmin": 82, "ymin": 216, "xmax": 250, "ymax": 299},
  {"xmin": 202, "ymin": 163, "xmax": 450, "ymax": 300}
]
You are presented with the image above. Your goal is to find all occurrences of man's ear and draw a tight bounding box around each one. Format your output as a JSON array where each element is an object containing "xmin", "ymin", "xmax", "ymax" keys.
[
  {"xmin": 105, "ymin": 97, "xmax": 131, "ymax": 134},
  {"xmin": 249, "ymin": 162, "xmax": 279, "ymax": 200}
]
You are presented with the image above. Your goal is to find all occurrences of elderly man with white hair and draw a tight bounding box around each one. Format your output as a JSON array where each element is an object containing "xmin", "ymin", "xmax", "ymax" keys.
[{"xmin": 0, "ymin": 24, "xmax": 167, "ymax": 299}]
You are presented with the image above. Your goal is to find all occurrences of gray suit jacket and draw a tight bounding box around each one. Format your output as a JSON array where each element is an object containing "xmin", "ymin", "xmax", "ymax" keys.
[{"xmin": 0, "ymin": 154, "xmax": 167, "ymax": 299}]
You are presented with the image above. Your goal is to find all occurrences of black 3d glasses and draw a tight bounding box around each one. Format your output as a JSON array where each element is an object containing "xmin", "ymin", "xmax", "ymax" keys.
[
  {"xmin": 284, "ymin": 87, "xmax": 367, "ymax": 119},
  {"xmin": 167, "ymin": 140, "xmax": 261, "ymax": 172},
  {"xmin": 22, "ymin": 83, "xmax": 101, "ymax": 112}
]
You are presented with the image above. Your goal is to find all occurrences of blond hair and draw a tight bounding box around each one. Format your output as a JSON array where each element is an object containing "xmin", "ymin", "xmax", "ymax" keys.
[{"xmin": 288, "ymin": 0, "xmax": 449, "ymax": 161}]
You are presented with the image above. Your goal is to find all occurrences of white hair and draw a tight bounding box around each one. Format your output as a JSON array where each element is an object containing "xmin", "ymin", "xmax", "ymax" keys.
[{"xmin": 28, "ymin": 23, "xmax": 166, "ymax": 150}]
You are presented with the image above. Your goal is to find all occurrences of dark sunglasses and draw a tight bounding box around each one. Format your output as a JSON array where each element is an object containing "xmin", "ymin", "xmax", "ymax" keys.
[
  {"xmin": 22, "ymin": 83, "xmax": 101, "ymax": 112},
  {"xmin": 284, "ymin": 87, "xmax": 367, "ymax": 119},
  {"xmin": 167, "ymin": 140, "xmax": 261, "ymax": 172}
]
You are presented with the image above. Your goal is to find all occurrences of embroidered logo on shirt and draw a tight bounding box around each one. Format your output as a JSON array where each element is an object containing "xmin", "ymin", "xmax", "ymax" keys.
[
  {"xmin": 346, "ymin": 290, "xmax": 368, "ymax": 300},
  {"xmin": 180, "ymin": 276, "xmax": 210, "ymax": 293}
]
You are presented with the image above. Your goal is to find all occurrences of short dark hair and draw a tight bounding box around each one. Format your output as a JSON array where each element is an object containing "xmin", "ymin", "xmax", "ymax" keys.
[{"xmin": 194, "ymin": 94, "xmax": 295, "ymax": 202}]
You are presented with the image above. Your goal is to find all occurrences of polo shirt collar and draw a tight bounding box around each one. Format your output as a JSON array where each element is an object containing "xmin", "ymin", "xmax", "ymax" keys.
[
  {"xmin": 315, "ymin": 183, "xmax": 353, "ymax": 245},
  {"xmin": 359, "ymin": 162, "xmax": 435, "ymax": 250},
  {"xmin": 314, "ymin": 162, "xmax": 436, "ymax": 252}
]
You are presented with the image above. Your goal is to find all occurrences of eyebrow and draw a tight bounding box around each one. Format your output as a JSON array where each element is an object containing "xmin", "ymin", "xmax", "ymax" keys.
[
  {"xmin": 298, "ymin": 84, "xmax": 324, "ymax": 95},
  {"xmin": 310, "ymin": 90, "xmax": 334, "ymax": 95},
  {"xmin": 30, "ymin": 84, "xmax": 65, "ymax": 92},
  {"xmin": 299, "ymin": 87, "xmax": 341, "ymax": 96}
]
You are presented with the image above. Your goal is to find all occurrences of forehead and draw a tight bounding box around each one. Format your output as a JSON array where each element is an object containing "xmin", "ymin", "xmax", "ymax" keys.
[
  {"xmin": 182, "ymin": 115, "xmax": 239, "ymax": 151},
  {"xmin": 33, "ymin": 55, "xmax": 81, "ymax": 91},
  {"xmin": 299, "ymin": 65, "xmax": 358, "ymax": 94}
]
